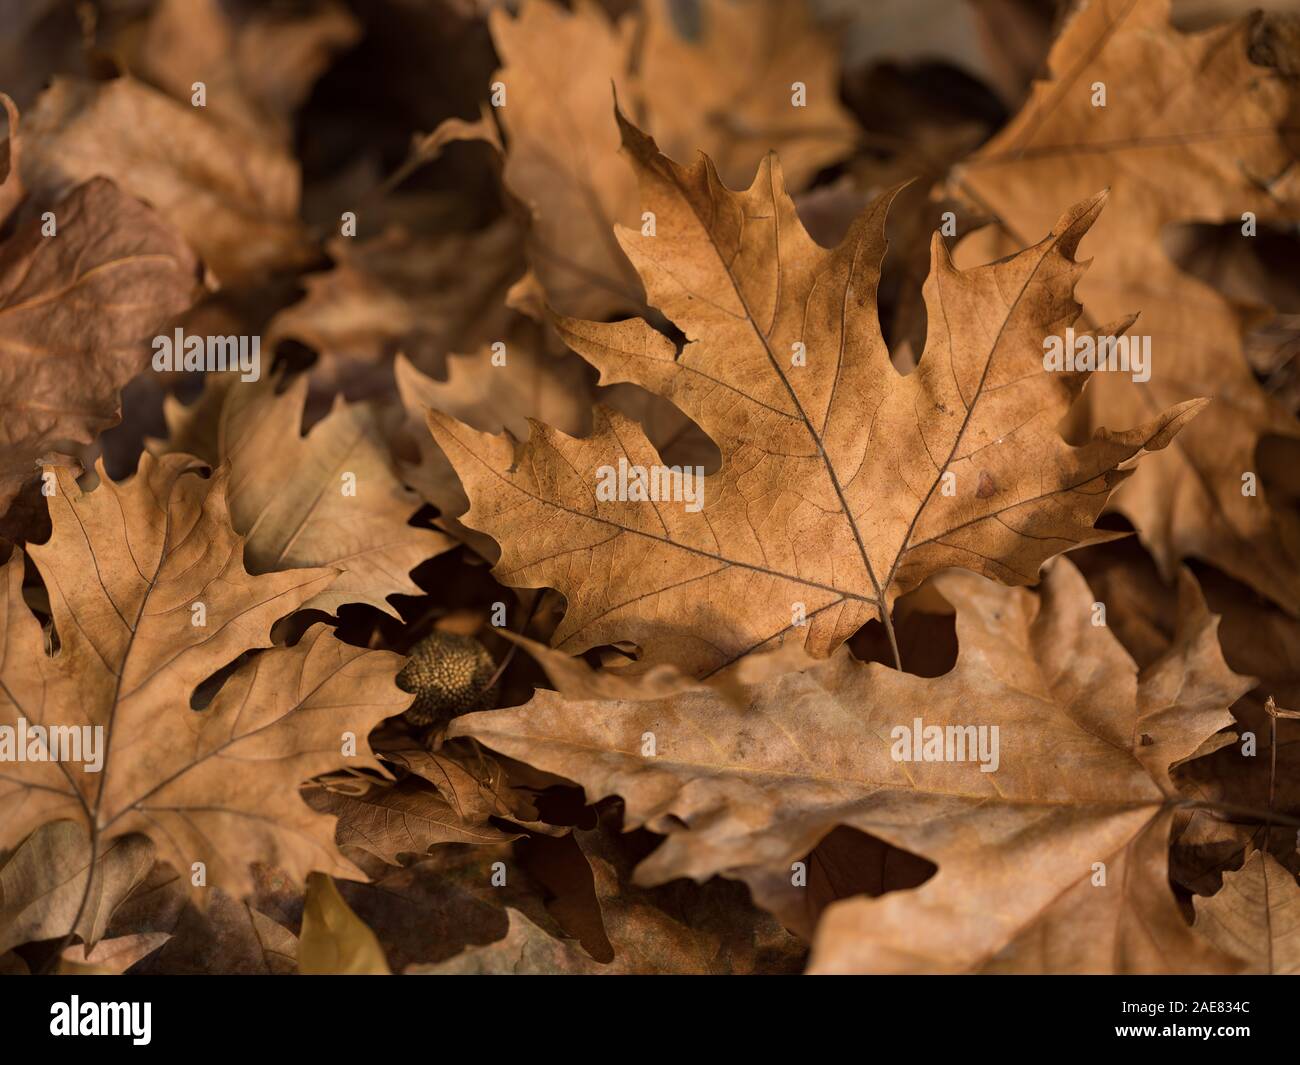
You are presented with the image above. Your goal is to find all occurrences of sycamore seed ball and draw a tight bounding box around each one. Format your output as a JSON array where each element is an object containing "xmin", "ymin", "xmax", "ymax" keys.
[{"xmin": 397, "ymin": 631, "xmax": 499, "ymax": 726}]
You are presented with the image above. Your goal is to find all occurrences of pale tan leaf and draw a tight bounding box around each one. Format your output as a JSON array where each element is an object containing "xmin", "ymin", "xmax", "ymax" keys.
[{"xmin": 299, "ymin": 872, "xmax": 390, "ymax": 975}]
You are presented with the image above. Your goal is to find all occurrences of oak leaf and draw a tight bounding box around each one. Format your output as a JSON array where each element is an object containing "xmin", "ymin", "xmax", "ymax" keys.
[
  {"xmin": 947, "ymin": 0, "xmax": 1300, "ymax": 612},
  {"xmin": 451, "ymin": 559, "xmax": 1251, "ymax": 973},
  {"xmin": 429, "ymin": 113, "xmax": 1204, "ymax": 677},
  {"xmin": 156, "ymin": 372, "xmax": 452, "ymax": 617},
  {"xmin": 0, "ymin": 453, "xmax": 411, "ymax": 903}
]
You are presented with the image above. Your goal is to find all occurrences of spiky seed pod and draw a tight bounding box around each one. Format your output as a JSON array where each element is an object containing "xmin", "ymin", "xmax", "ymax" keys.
[{"xmin": 397, "ymin": 631, "xmax": 499, "ymax": 727}]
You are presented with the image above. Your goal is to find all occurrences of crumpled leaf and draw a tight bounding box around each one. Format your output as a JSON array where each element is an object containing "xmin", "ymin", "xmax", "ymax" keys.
[
  {"xmin": 451, "ymin": 559, "xmax": 1252, "ymax": 973},
  {"xmin": 947, "ymin": 0, "xmax": 1300, "ymax": 612},
  {"xmin": 429, "ymin": 111, "xmax": 1204, "ymax": 677},
  {"xmin": 0, "ymin": 452, "xmax": 411, "ymax": 904},
  {"xmin": 266, "ymin": 218, "xmax": 524, "ymax": 398},
  {"xmin": 0, "ymin": 96, "xmax": 198, "ymax": 520},
  {"xmin": 304, "ymin": 778, "xmax": 517, "ymax": 866},
  {"xmin": 21, "ymin": 75, "xmax": 313, "ymax": 285}
]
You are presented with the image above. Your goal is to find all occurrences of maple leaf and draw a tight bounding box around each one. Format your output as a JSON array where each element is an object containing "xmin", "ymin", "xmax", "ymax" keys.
[
  {"xmin": 155, "ymin": 371, "xmax": 452, "ymax": 617},
  {"xmin": 21, "ymin": 75, "xmax": 313, "ymax": 285},
  {"xmin": 0, "ymin": 98, "xmax": 199, "ymax": 522},
  {"xmin": 946, "ymin": 0, "xmax": 1300, "ymax": 612},
  {"xmin": 450, "ymin": 559, "xmax": 1252, "ymax": 973},
  {"xmin": 0, "ymin": 453, "xmax": 411, "ymax": 905},
  {"xmin": 427, "ymin": 112, "xmax": 1204, "ymax": 677},
  {"xmin": 1193, "ymin": 849, "xmax": 1300, "ymax": 975}
]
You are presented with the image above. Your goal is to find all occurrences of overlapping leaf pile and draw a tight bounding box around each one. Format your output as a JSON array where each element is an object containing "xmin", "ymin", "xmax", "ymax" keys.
[{"xmin": 1, "ymin": 0, "xmax": 1298, "ymax": 976}]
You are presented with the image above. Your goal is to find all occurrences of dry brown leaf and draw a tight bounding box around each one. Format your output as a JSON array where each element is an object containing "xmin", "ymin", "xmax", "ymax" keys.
[
  {"xmin": 304, "ymin": 778, "xmax": 517, "ymax": 867},
  {"xmin": 0, "ymin": 452, "xmax": 411, "ymax": 903},
  {"xmin": 21, "ymin": 75, "xmax": 313, "ymax": 285},
  {"xmin": 487, "ymin": 0, "xmax": 644, "ymax": 320},
  {"xmin": 947, "ymin": 0, "xmax": 1300, "ymax": 613},
  {"xmin": 0, "ymin": 96, "xmax": 199, "ymax": 521},
  {"xmin": 637, "ymin": 0, "xmax": 856, "ymax": 191},
  {"xmin": 429, "ymin": 111, "xmax": 1204, "ymax": 677},
  {"xmin": 408, "ymin": 907, "xmax": 600, "ymax": 975},
  {"xmin": 0, "ymin": 821, "xmax": 153, "ymax": 953},
  {"xmin": 104, "ymin": 861, "xmax": 300, "ymax": 976},
  {"xmin": 267, "ymin": 219, "xmax": 523, "ymax": 397},
  {"xmin": 377, "ymin": 741, "xmax": 545, "ymax": 831},
  {"xmin": 451, "ymin": 559, "xmax": 1251, "ymax": 973},
  {"xmin": 394, "ymin": 339, "xmax": 595, "ymax": 559},
  {"xmin": 157, "ymin": 372, "xmax": 452, "ymax": 617},
  {"xmin": 488, "ymin": 0, "xmax": 855, "ymax": 319},
  {"xmin": 1193, "ymin": 849, "xmax": 1300, "ymax": 974},
  {"xmin": 127, "ymin": 0, "xmax": 360, "ymax": 147}
]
